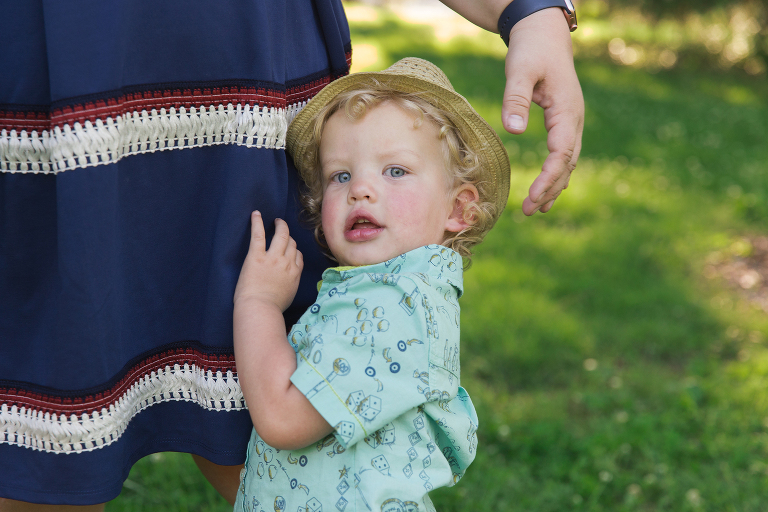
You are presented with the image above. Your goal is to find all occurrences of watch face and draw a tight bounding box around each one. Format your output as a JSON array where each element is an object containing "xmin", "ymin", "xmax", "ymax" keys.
[{"xmin": 564, "ymin": 0, "xmax": 575, "ymax": 12}]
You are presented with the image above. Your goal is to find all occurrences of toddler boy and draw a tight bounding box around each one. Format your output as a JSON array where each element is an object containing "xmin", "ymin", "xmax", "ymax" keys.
[{"xmin": 233, "ymin": 58, "xmax": 510, "ymax": 512}]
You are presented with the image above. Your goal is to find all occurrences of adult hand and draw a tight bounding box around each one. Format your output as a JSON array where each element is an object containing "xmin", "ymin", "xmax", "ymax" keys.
[{"xmin": 502, "ymin": 7, "xmax": 584, "ymax": 215}]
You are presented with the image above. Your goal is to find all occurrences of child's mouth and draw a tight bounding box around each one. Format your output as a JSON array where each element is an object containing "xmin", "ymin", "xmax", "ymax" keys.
[
  {"xmin": 351, "ymin": 219, "xmax": 378, "ymax": 230},
  {"xmin": 345, "ymin": 216, "xmax": 383, "ymax": 242}
]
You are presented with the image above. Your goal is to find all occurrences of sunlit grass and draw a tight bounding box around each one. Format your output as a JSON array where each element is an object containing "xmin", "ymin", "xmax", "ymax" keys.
[
  {"xmin": 574, "ymin": 1, "xmax": 767, "ymax": 76},
  {"xmin": 107, "ymin": 4, "xmax": 768, "ymax": 511}
]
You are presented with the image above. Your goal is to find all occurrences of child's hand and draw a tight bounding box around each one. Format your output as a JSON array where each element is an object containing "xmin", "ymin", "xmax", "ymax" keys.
[{"xmin": 234, "ymin": 211, "xmax": 303, "ymax": 312}]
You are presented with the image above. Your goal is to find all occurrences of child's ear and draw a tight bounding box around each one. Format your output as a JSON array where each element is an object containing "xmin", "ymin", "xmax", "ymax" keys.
[{"xmin": 445, "ymin": 184, "xmax": 480, "ymax": 233}]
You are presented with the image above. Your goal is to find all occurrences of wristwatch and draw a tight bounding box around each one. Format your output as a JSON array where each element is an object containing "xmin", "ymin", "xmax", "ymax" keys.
[{"xmin": 498, "ymin": 0, "xmax": 577, "ymax": 47}]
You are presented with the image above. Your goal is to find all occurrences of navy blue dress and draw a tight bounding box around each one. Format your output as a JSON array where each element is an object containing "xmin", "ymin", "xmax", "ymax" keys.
[{"xmin": 0, "ymin": 0, "xmax": 350, "ymax": 505}]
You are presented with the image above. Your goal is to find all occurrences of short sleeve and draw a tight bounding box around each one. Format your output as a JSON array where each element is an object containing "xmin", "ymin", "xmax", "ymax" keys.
[
  {"xmin": 290, "ymin": 274, "xmax": 434, "ymax": 448},
  {"xmin": 431, "ymin": 386, "xmax": 478, "ymax": 479}
]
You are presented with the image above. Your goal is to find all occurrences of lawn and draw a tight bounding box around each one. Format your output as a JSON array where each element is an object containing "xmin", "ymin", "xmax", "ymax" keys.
[{"xmin": 107, "ymin": 3, "xmax": 768, "ymax": 511}]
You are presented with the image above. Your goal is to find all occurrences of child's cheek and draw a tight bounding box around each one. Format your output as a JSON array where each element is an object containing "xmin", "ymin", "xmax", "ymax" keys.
[
  {"xmin": 320, "ymin": 196, "xmax": 342, "ymax": 238},
  {"xmin": 390, "ymin": 190, "xmax": 424, "ymax": 228}
]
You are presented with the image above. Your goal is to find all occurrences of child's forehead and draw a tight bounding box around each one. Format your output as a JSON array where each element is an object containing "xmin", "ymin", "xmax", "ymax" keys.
[
  {"xmin": 325, "ymin": 98, "xmax": 439, "ymax": 137},
  {"xmin": 321, "ymin": 101, "xmax": 442, "ymax": 154}
]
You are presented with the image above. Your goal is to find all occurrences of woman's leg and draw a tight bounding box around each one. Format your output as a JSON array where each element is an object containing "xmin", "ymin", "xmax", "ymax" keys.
[
  {"xmin": 0, "ymin": 501, "xmax": 104, "ymax": 512},
  {"xmin": 191, "ymin": 454, "xmax": 243, "ymax": 505}
]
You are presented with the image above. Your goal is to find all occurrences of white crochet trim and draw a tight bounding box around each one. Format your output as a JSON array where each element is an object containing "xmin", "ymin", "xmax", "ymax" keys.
[
  {"xmin": 0, "ymin": 363, "xmax": 246, "ymax": 454},
  {"xmin": 0, "ymin": 103, "xmax": 295, "ymax": 174},
  {"xmin": 286, "ymin": 100, "xmax": 307, "ymax": 126}
]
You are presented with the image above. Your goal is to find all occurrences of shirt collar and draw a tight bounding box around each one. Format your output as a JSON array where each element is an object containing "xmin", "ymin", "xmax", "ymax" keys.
[{"xmin": 320, "ymin": 245, "xmax": 464, "ymax": 296}]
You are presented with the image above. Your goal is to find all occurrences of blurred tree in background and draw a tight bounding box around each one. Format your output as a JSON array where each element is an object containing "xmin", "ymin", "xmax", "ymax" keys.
[
  {"xmin": 576, "ymin": 0, "xmax": 767, "ymax": 76},
  {"xmin": 369, "ymin": 0, "xmax": 767, "ymax": 74}
]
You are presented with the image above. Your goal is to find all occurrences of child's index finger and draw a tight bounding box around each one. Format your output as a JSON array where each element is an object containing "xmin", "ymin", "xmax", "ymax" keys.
[{"xmin": 250, "ymin": 211, "xmax": 267, "ymax": 253}]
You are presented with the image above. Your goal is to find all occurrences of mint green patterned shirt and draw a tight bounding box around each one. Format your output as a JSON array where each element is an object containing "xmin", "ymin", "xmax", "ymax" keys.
[{"xmin": 236, "ymin": 245, "xmax": 478, "ymax": 512}]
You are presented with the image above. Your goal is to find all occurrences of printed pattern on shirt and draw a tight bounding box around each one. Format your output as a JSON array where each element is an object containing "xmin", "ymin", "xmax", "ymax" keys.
[{"xmin": 236, "ymin": 246, "xmax": 478, "ymax": 512}]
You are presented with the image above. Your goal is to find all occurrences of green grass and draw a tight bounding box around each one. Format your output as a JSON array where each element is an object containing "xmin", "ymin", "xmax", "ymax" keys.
[
  {"xmin": 108, "ymin": 5, "xmax": 768, "ymax": 511},
  {"xmin": 109, "ymin": 453, "xmax": 231, "ymax": 512}
]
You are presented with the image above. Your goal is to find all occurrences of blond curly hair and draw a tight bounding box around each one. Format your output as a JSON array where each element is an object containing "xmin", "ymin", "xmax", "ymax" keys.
[{"xmin": 297, "ymin": 81, "xmax": 498, "ymax": 262}]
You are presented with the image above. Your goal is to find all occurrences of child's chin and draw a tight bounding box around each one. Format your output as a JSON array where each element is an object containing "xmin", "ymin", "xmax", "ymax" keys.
[
  {"xmin": 343, "ymin": 258, "xmax": 385, "ymax": 267},
  {"xmin": 339, "ymin": 252, "xmax": 395, "ymax": 268}
]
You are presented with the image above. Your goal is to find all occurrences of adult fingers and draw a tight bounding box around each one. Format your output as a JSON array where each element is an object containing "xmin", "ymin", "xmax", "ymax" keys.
[
  {"xmin": 522, "ymin": 111, "xmax": 582, "ymax": 215},
  {"xmin": 501, "ymin": 51, "xmax": 536, "ymax": 134}
]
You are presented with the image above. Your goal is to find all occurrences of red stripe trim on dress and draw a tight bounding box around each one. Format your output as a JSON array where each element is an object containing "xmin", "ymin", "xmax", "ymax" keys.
[
  {"xmin": 0, "ymin": 51, "xmax": 352, "ymax": 133},
  {"xmin": 0, "ymin": 346, "xmax": 237, "ymax": 417}
]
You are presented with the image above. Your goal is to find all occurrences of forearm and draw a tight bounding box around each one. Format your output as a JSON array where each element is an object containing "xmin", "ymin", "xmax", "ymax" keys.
[
  {"xmin": 233, "ymin": 298, "xmax": 333, "ymax": 450},
  {"xmin": 233, "ymin": 297, "xmax": 296, "ymax": 413}
]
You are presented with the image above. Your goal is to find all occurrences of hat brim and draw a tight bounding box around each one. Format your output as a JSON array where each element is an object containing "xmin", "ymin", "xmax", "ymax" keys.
[{"xmin": 286, "ymin": 65, "xmax": 511, "ymax": 223}]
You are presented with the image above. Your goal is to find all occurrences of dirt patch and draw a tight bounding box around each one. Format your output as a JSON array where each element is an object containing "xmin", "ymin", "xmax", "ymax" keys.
[{"xmin": 704, "ymin": 236, "xmax": 768, "ymax": 313}]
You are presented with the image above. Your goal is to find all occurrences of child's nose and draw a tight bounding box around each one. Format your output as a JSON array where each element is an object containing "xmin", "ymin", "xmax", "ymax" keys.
[{"xmin": 348, "ymin": 174, "xmax": 376, "ymax": 202}]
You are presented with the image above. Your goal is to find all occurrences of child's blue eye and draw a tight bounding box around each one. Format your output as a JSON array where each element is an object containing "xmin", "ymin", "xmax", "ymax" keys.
[
  {"xmin": 333, "ymin": 172, "xmax": 351, "ymax": 183},
  {"xmin": 385, "ymin": 167, "xmax": 406, "ymax": 178}
]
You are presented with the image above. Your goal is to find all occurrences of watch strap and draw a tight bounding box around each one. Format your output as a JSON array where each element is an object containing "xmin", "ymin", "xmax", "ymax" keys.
[{"xmin": 498, "ymin": 0, "xmax": 577, "ymax": 47}]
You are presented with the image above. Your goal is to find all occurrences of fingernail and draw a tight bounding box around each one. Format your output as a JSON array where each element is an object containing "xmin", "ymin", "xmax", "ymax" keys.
[
  {"xmin": 507, "ymin": 115, "xmax": 525, "ymax": 131},
  {"xmin": 535, "ymin": 192, "xmax": 547, "ymax": 203},
  {"xmin": 253, "ymin": 210, "xmax": 261, "ymax": 216}
]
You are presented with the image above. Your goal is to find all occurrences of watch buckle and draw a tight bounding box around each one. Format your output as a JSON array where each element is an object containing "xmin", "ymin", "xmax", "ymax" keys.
[
  {"xmin": 562, "ymin": 0, "xmax": 577, "ymax": 32},
  {"xmin": 562, "ymin": 8, "xmax": 577, "ymax": 32}
]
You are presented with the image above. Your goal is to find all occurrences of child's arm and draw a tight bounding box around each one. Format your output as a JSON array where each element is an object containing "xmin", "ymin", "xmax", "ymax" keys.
[{"xmin": 233, "ymin": 211, "xmax": 334, "ymax": 450}]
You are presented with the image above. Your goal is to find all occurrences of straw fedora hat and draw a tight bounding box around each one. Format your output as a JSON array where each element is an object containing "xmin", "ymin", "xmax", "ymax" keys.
[{"xmin": 286, "ymin": 57, "xmax": 511, "ymax": 222}]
